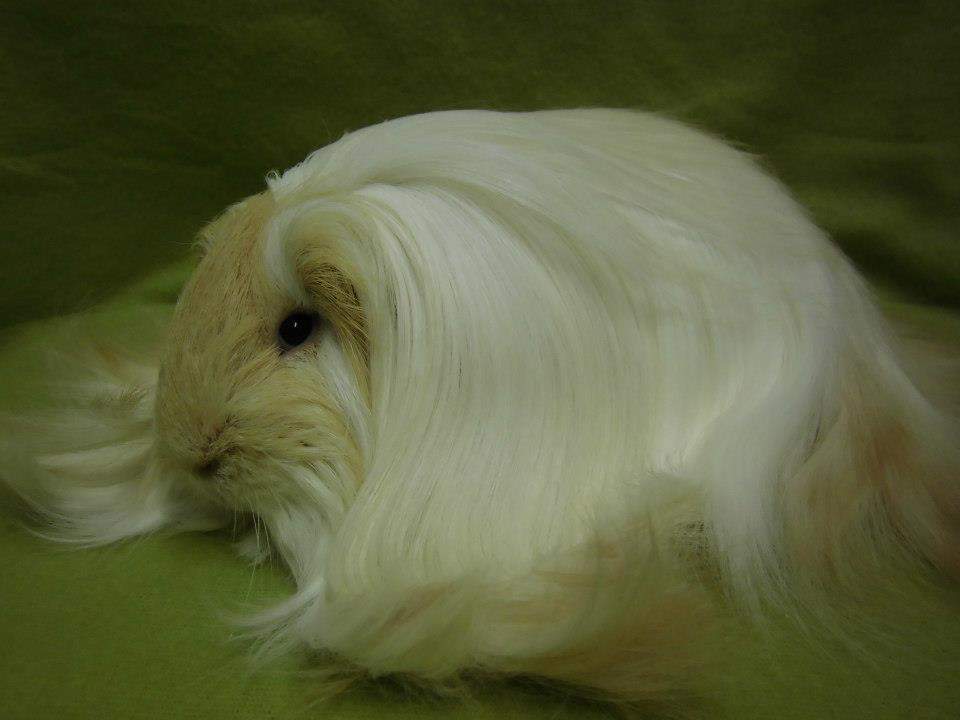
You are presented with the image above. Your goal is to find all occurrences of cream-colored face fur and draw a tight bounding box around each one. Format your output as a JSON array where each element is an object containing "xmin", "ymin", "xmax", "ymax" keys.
[{"xmin": 155, "ymin": 193, "xmax": 363, "ymax": 514}]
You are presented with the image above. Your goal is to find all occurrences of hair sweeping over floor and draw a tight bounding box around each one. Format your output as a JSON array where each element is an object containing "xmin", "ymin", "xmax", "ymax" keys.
[{"xmin": 2, "ymin": 109, "xmax": 958, "ymax": 716}]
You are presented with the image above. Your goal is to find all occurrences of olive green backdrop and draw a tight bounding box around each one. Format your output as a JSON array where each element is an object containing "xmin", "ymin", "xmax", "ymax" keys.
[{"xmin": 1, "ymin": 2, "xmax": 958, "ymax": 719}]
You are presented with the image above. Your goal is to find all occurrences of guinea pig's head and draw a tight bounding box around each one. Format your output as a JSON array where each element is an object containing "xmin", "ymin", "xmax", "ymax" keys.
[{"xmin": 154, "ymin": 192, "xmax": 370, "ymax": 529}]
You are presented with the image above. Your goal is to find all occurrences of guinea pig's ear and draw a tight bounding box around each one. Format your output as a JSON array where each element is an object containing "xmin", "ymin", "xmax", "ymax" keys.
[{"xmin": 0, "ymin": 324, "xmax": 222, "ymax": 546}]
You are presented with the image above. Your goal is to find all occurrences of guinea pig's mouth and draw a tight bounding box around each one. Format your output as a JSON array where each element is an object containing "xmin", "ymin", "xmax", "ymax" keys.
[
  {"xmin": 187, "ymin": 463, "xmax": 264, "ymax": 508},
  {"xmin": 174, "ymin": 451, "xmax": 323, "ymax": 515},
  {"xmin": 195, "ymin": 456, "xmax": 225, "ymax": 479},
  {"xmin": 160, "ymin": 447, "xmax": 259, "ymax": 510},
  {"xmin": 157, "ymin": 433, "xmax": 355, "ymax": 530}
]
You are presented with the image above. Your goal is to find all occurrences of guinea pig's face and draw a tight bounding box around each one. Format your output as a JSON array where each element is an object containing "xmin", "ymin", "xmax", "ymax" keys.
[{"xmin": 154, "ymin": 193, "xmax": 367, "ymax": 517}]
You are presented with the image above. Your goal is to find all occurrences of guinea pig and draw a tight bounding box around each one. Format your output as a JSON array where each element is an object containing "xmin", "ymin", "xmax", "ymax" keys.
[{"xmin": 2, "ymin": 109, "xmax": 958, "ymax": 713}]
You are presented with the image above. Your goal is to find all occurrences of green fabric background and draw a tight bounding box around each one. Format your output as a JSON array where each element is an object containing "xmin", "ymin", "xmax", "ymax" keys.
[{"xmin": 1, "ymin": 2, "xmax": 958, "ymax": 718}]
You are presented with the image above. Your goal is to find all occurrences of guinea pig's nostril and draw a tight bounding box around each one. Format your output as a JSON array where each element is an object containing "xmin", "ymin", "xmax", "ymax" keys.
[{"xmin": 195, "ymin": 457, "xmax": 222, "ymax": 478}]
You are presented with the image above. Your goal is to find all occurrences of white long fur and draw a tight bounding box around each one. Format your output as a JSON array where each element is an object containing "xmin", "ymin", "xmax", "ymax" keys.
[{"xmin": 2, "ymin": 109, "xmax": 957, "ymax": 711}]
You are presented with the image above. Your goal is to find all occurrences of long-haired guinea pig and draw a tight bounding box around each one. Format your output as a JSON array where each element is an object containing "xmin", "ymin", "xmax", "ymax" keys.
[{"xmin": 2, "ymin": 109, "xmax": 958, "ymax": 713}]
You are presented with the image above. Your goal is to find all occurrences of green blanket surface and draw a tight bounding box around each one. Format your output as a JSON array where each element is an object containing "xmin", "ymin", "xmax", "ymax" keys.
[{"xmin": 1, "ymin": 2, "xmax": 958, "ymax": 718}]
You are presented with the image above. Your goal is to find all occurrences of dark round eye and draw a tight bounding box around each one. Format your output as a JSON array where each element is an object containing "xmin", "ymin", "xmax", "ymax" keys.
[{"xmin": 277, "ymin": 311, "xmax": 318, "ymax": 350}]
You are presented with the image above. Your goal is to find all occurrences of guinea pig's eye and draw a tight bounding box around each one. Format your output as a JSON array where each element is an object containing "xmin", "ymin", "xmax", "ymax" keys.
[{"xmin": 277, "ymin": 311, "xmax": 319, "ymax": 350}]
